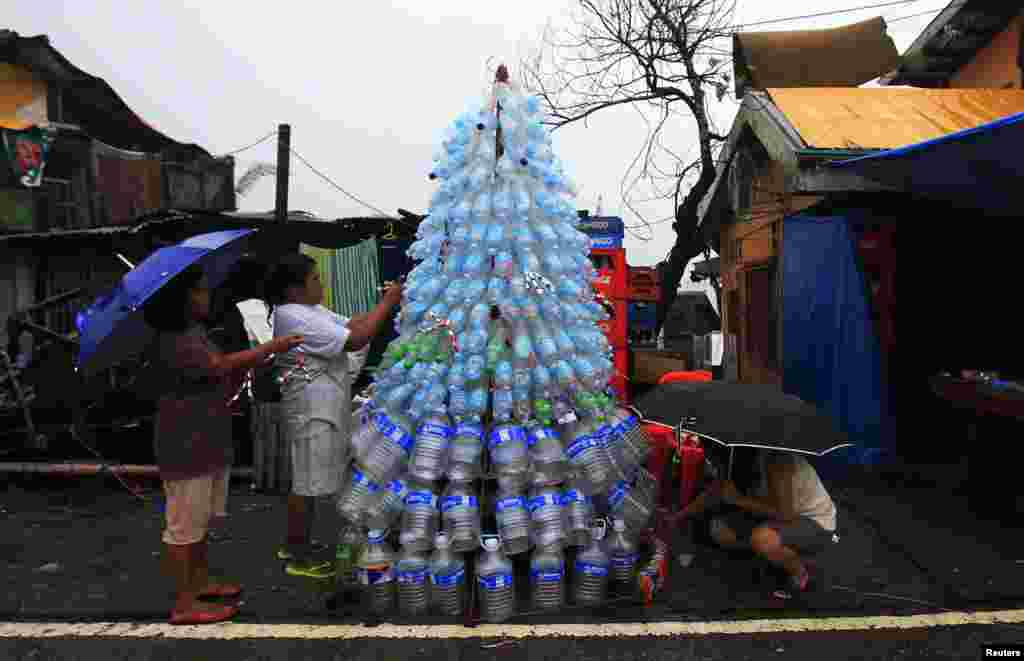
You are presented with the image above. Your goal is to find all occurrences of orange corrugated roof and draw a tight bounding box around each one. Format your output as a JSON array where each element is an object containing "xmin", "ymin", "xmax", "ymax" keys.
[{"xmin": 766, "ymin": 88, "xmax": 1024, "ymax": 150}]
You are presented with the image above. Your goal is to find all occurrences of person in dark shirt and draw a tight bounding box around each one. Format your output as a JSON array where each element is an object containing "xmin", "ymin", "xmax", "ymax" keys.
[{"xmin": 143, "ymin": 264, "xmax": 302, "ymax": 625}]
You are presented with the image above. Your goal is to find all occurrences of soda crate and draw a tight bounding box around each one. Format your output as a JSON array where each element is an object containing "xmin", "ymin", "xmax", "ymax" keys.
[
  {"xmin": 627, "ymin": 283, "xmax": 661, "ymax": 302},
  {"xmin": 596, "ymin": 298, "xmax": 628, "ymax": 349},
  {"xmin": 628, "ymin": 266, "xmax": 659, "ymax": 288},
  {"xmin": 590, "ymin": 247, "xmax": 627, "ymax": 300}
]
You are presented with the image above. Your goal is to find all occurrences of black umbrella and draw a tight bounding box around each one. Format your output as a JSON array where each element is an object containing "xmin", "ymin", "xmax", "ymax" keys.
[{"xmin": 634, "ymin": 382, "xmax": 852, "ymax": 475}]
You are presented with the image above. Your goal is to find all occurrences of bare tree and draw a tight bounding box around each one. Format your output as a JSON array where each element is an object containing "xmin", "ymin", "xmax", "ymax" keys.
[{"xmin": 522, "ymin": 0, "xmax": 733, "ymax": 330}]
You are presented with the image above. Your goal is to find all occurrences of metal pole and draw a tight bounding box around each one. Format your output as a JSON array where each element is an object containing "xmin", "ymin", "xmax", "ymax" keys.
[
  {"xmin": 274, "ymin": 124, "xmax": 291, "ymax": 224},
  {"xmin": 727, "ymin": 447, "xmax": 735, "ymax": 480}
]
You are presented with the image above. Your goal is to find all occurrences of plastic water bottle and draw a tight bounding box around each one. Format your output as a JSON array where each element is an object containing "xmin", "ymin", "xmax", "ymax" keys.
[
  {"xmin": 358, "ymin": 529, "xmax": 395, "ymax": 616},
  {"xmin": 350, "ymin": 405, "xmax": 378, "ymax": 461},
  {"xmin": 527, "ymin": 424, "xmax": 567, "ymax": 486},
  {"xmin": 359, "ymin": 413, "xmax": 415, "ymax": 483},
  {"xmin": 395, "ymin": 545, "xmax": 430, "ymax": 616},
  {"xmin": 609, "ymin": 408, "xmax": 652, "ymax": 469},
  {"xmin": 335, "ymin": 524, "xmax": 364, "ymax": 597},
  {"xmin": 573, "ymin": 521, "xmax": 610, "ymax": 606},
  {"xmin": 478, "ymin": 537, "xmax": 516, "ymax": 623},
  {"xmin": 607, "ymin": 518, "xmax": 639, "ymax": 593},
  {"xmin": 488, "ymin": 423, "xmax": 530, "ymax": 488},
  {"xmin": 336, "ymin": 466, "xmax": 382, "ymax": 526},
  {"xmin": 561, "ymin": 418, "xmax": 613, "ymax": 496},
  {"xmin": 562, "ymin": 474, "xmax": 594, "ymax": 547},
  {"xmin": 429, "ymin": 533, "xmax": 465, "ymax": 616},
  {"xmin": 608, "ymin": 475, "xmax": 655, "ymax": 532},
  {"xmin": 440, "ymin": 480, "xmax": 481, "ymax": 553},
  {"xmin": 494, "ymin": 488, "xmax": 531, "ymax": 556},
  {"xmin": 408, "ymin": 412, "xmax": 453, "ymax": 483},
  {"xmin": 447, "ymin": 419, "xmax": 484, "ymax": 481},
  {"xmin": 530, "ymin": 544, "xmax": 566, "ymax": 611},
  {"xmin": 528, "ymin": 484, "xmax": 566, "ymax": 549},
  {"xmin": 366, "ymin": 477, "xmax": 408, "ymax": 530},
  {"xmin": 399, "ymin": 481, "xmax": 440, "ymax": 553}
]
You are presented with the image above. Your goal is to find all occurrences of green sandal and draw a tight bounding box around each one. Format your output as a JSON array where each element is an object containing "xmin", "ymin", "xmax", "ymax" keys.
[
  {"xmin": 285, "ymin": 558, "xmax": 336, "ymax": 579},
  {"xmin": 277, "ymin": 542, "xmax": 328, "ymax": 561}
]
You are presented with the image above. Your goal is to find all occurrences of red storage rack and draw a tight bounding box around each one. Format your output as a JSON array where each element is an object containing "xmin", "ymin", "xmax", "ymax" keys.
[
  {"xmin": 590, "ymin": 247, "xmax": 627, "ymax": 300},
  {"xmin": 609, "ymin": 347, "xmax": 629, "ymax": 403}
]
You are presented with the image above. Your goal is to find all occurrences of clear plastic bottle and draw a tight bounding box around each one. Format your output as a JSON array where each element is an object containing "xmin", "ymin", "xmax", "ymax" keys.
[
  {"xmin": 573, "ymin": 521, "xmax": 610, "ymax": 607},
  {"xmin": 530, "ymin": 544, "xmax": 566, "ymax": 611},
  {"xmin": 561, "ymin": 418, "xmax": 613, "ymax": 496},
  {"xmin": 366, "ymin": 477, "xmax": 409, "ymax": 531},
  {"xmin": 358, "ymin": 529, "xmax": 395, "ymax": 616},
  {"xmin": 527, "ymin": 424, "xmax": 567, "ymax": 486},
  {"xmin": 609, "ymin": 407, "xmax": 652, "ymax": 470},
  {"xmin": 399, "ymin": 480, "xmax": 440, "ymax": 552},
  {"xmin": 488, "ymin": 422, "xmax": 530, "ymax": 486},
  {"xmin": 429, "ymin": 532, "xmax": 466, "ymax": 616},
  {"xmin": 608, "ymin": 477, "xmax": 655, "ymax": 532},
  {"xmin": 395, "ymin": 545, "xmax": 430, "ymax": 616},
  {"xmin": 408, "ymin": 411, "xmax": 453, "ymax": 483},
  {"xmin": 477, "ymin": 536, "xmax": 516, "ymax": 623},
  {"xmin": 607, "ymin": 518, "xmax": 639, "ymax": 593},
  {"xmin": 494, "ymin": 488, "xmax": 531, "ymax": 556},
  {"xmin": 528, "ymin": 484, "xmax": 566, "ymax": 549},
  {"xmin": 336, "ymin": 465, "xmax": 382, "ymax": 526},
  {"xmin": 562, "ymin": 473, "xmax": 594, "ymax": 547},
  {"xmin": 447, "ymin": 418, "xmax": 484, "ymax": 481},
  {"xmin": 440, "ymin": 480, "xmax": 481, "ymax": 553},
  {"xmin": 359, "ymin": 412, "xmax": 415, "ymax": 484},
  {"xmin": 335, "ymin": 524, "xmax": 364, "ymax": 597}
]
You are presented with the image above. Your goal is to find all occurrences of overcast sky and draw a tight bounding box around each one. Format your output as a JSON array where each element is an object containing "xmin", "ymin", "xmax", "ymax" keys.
[{"xmin": 10, "ymin": 0, "xmax": 938, "ymax": 267}]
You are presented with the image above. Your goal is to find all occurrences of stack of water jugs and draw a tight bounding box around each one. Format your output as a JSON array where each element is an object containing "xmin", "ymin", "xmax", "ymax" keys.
[{"xmin": 333, "ymin": 402, "xmax": 657, "ymax": 622}]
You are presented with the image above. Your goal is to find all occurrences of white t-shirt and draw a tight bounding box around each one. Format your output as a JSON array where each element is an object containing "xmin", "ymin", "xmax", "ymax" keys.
[
  {"xmin": 272, "ymin": 303, "xmax": 369, "ymax": 430},
  {"xmin": 756, "ymin": 453, "xmax": 837, "ymax": 532}
]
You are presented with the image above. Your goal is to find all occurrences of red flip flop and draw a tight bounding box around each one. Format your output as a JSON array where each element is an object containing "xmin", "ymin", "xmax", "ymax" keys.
[
  {"xmin": 169, "ymin": 604, "xmax": 239, "ymax": 625},
  {"xmin": 197, "ymin": 583, "xmax": 243, "ymax": 600}
]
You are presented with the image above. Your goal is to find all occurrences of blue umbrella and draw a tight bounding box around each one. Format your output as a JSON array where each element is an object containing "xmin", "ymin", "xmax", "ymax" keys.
[{"xmin": 76, "ymin": 229, "xmax": 258, "ymax": 377}]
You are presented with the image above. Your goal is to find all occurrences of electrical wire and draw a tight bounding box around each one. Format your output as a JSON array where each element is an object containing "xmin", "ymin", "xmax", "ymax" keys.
[
  {"xmin": 288, "ymin": 147, "xmax": 400, "ymax": 222},
  {"xmin": 218, "ymin": 131, "xmax": 277, "ymax": 157},
  {"xmin": 886, "ymin": 6, "xmax": 947, "ymax": 23},
  {"xmin": 729, "ymin": 0, "xmax": 919, "ymax": 31}
]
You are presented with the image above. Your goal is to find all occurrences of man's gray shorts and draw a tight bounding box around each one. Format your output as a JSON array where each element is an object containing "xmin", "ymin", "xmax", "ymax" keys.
[{"xmin": 713, "ymin": 511, "xmax": 835, "ymax": 554}]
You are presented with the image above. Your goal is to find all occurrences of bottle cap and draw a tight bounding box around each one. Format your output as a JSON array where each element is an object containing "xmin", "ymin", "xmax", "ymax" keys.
[
  {"xmin": 435, "ymin": 532, "xmax": 451, "ymax": 548},
  {"xmin": 368, "ymin": 529, "xmax": 386, "ymax": 542},
  {"xmin": 482, "ymin": 537, "xmax": 500, "ymax": 552},
  {"xmin": 613, "ymin": 518, "xmax": 626, "ymax": 532}
]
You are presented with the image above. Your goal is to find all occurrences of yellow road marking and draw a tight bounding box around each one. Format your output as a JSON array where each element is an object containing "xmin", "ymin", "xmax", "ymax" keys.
[{"xmin": 0, "ymin": 609, "xmax": 1021, "ymax": 639}]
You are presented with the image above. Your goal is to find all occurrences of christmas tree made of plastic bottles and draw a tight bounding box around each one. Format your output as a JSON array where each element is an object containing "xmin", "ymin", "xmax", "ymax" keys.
[{"xmin": 344, "ymin": 66, "xmax": 654, "ymax": 562}]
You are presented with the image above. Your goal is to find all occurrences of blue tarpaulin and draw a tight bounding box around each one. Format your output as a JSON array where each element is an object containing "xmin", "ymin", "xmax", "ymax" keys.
[
  {"xmin": 829, "ymin": 111, "xmax": 1024, "ymax": 216},
  {"xmin": 781, "ymin": 213, "xmax": 889, "ymax": 468}
]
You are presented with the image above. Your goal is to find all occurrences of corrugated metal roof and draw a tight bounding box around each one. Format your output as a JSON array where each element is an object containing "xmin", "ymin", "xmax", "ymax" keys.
[{"xmin": 766, "ymin": 88, "xmax": 1024, "ymax": 150}]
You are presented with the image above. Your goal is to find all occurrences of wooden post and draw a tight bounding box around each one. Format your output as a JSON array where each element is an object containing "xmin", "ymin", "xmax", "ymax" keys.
[{"xmin": 274, "ymin": 124, "xmax": 291, "ymax": 224}]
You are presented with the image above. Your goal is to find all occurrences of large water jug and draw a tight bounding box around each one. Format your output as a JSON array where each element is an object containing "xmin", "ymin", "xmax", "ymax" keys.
[
  {"xmin": 528, "ymin": 484, "xmax": 566, "ymax": 549},
  {"xmin": 609, "ymin": 407, "xmax": 652, "ymax": 470},
  {"xmin": 336, "ymin": 465, "xmax": 382, "ymax": 526},
  {"xmin": 477, "ymin": 536, "xmax": 516, "ymax": 623},
  {"xmin": 359, "ymin": 412, "xmax": 414, "ymax": 483},
  {"xmin": 440, "ymin": 480, "xmax": 481, "ymax": 553},
  {"xmin": 527, "ymin": 425, "xmax": 567, "ymax": 486},
  {"xmin": 530, "ymin": 544, "xmax": 565, "ymax": 611},
  {"xmin": 562, "ymin": 473, "xmax": 594, "ymax": 547},
  {"xmin": 447, "ymin": 419, "xmax": 484, "ymax": 481},
  {"xmin": 408, "ymin": 412, "xmax": 453, "ymax": 483},
  {"xmin": 399, "ymin": 481, "xmax": 440, "ymax": 552},
  {"xmin": 494, "ymin": 488, "xmax": 531, "ymax": 556},
  {"xmin": 488, "ymin": 423, "xmax": 530, "ymax": 483},
  {"xmin": 366, "ymin": 477, "xmax": 408, "ymax": 530},
  {"xmin": 607, "ymin": 473, "xmax": 655, "ymax": 532},
  {"xmin": 561, "ymin": 418, "xmax": 613, "ymax": 496},
  {"xmin": 607, "ymin": 517, "xmax": 639, "ymax": 593},
  {"xmin": 573, "ymin": 521, "xmax": 610, "ymax": 607},
  {"xmin": 429, "ymin": 533, "xmax": 466, "ymax": 616},
  {"xmin": 395, "ymin": 545, "xmax": 430, "ymax": 616},
  {"xmin": 358, "ymin": 529, "xmax": 395, "ymax": 616}
]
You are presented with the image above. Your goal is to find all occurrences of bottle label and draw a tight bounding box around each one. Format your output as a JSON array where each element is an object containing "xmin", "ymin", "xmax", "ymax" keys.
[
  {"xmin": 432, "ymin": 566, "xmax": 466, "ymax": 587},
  {"xmin": 359, "ymin": 565, "xmax": 393, "ymax": 585},
  {"xmin": 495, "ymin": 496, "xmax": 526, "ymax": 512},
  {"xmin": 526, "ymin": 427, "xmax": 558, "ymax": 448},
  {"xmin": 560, "ymin": 489, "xmax": 592, "ymax": 506},
  {"xmin": 575, "ymin": 561, "xmax": 609, "ymax": 577},
  {"xmin": 488, "ymin": 426, "xmax": 526, "ymax": 450},
  {"xmin": 389, "ymin": 480, "xmax": 407, "ymax": 497},
  {"xmin": 479, "ymin": 572, "xmax": 513, "ymax": 590},
  {"xmin": 396, "ymin": 568, "xmax": 428, "ymax": 584},
  {"xmin": 566, "ymin": 434, "xmax": 600, "ymax": 459},
  {"xmin": 608, "ymin": 481, "xmax": 629, "ymax": 508},
  {"xmin": 612, "ymin": 553, "xmax": 640, "ymax": 568},
  {"xmin": 351, "ymin": 469, "xmax": 382, "ymax": 493},
  {"xmin": 455, "ymin": 423, "xmax": 484, "ymax": 440},
  {"xmin": 405, "ymin": 491, "xmax": 438, "ymax": 508},
  {"xmin": 530, "ymin": 568, "xmax": 564, "ymax": 583},
  {"xmin": 440, "ymin": 495, "xmax": 479, "ymax": 512},
  {"xmin": 390, "ymin": 428, "xmax": 415, "ymax": 454},
  {"xmin": 419, "ymin": 422, "xmax": 454, "ymax": 440},
  {"xmin": 373, "ymin": 413, "xmax": 395, "ymax": 436},
  {"xmin": 527, "ymin": 493, "xmax": 561, "ymax": 512}
]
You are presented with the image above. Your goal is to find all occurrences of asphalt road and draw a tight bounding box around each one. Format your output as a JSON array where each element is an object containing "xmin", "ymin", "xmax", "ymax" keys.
[{"xmin": 1, "ymin": 624, "xmax": 1023, "ymax": 660}]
